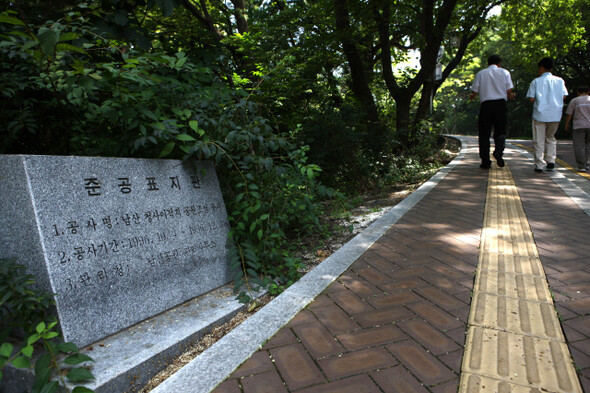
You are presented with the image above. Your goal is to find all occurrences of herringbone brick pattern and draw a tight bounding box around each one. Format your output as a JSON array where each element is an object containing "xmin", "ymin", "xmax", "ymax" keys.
[
  {"xmin": 211, "ymin": 139, "xmax": 590, "ymax": 393},
  {"xmin": 212, "ymin": 146, "xmax": 485, "ymax": 393}
]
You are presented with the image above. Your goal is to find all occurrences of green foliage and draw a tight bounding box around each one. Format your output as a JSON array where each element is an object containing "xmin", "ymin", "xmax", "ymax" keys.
[
  {"xmin": 501, "ymin": 0, "xmax": 587, "ymax": 68},
  {"xmin": 291, "ymin": 103, "xmax": 373, "ymax": 190},
  {"xmin": 500, "ymin": 0, "xmax": 590, "ymax": 102},
  {"xmin": 0, "ymin": 263, "xmax": 53, "ymax": 342},
  {"xmin": 499, "ymin": 0, "xmax": 590, "ymax": 138},
  {"xmin": 0, "ymin": 262, "xmax": 95, "ymax": 392},
  {"xmin": 0, "ymin": 0, "xmax": 453, "ymax": 304},
  {"xmin": 0, "ymin": 4, "xmax": 218, "ymax": 156},
  {"xmin": 380, "ymin": 121, "xmax": 448, "ymax": 185},
  {"xmin": 159, "ymin": 100, "xmax": 341, "ymax": 301},
  {"xmin": 434, "ymin": 75, "xmax": 480, "ymax": 135},
  {"xmin": 0, "ymin": 4, "xmax": 341, "ymax": 301},
  {"xmin": 437, "ymin": 1, "xmax": 590, "ymax": 138},
  {"xmin": 1, "ymin": 5, "xmax": 101, "ymax": 154}
]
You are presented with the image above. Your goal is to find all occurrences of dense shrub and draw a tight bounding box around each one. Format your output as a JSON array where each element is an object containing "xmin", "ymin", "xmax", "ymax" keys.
[
  {"xmin": 0, "ymin": 262, "xmax": 95, "ymax": 392},
  {"xmin": 0, "ymin": 5, "xmax": 339, "ymax": 301}
]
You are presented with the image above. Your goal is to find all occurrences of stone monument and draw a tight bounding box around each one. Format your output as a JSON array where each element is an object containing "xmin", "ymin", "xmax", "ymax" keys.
[{"xmin": 0, "ymin": 155, "xmax": 232, "ymax": 347}]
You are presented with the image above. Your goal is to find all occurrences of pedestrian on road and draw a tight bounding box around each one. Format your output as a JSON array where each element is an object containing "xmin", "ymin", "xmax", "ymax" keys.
[
  {"xmin": 470, "ymin": 54, "xmax": 515, "ymax": 169},
  {"xmin": 526, "ymin": 57, "xmax": 568, "ymax": 172},
  {"xmin": 565, "ymin": 85, "xmax": 590, "ymax": 172}
]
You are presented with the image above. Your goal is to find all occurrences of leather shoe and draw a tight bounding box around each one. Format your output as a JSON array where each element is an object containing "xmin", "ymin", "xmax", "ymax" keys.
[
  {"xmin": 493, "ymin": 152, "xmax": 505, "ymax": 167},
  {"xmin": 546, "ymin": 163, "xmax": 555, "ymax": 170},
  {"xmin": 534, "ymin": 168, "xmax": 543, "ymax": 173},
  {"xmin": 480, "ymin": 162, "xmax": 491, "ymax": 169}
]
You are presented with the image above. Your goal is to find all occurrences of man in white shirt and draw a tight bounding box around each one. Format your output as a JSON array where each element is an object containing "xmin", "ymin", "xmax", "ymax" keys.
[
  {"xmin": 470, "ymin": 55, "xmax": 515, "ymax": 169},
  {"xmin": 526, "ymin": 57, "xmax": 568, "ymax": 172},
  {"xmin": 565, "ymin": 85, "xmax": 590, "ymax": 171}
]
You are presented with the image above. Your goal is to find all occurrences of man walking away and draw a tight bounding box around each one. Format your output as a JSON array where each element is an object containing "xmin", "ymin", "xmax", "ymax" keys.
[
  {"xmin": 565, "ymin": 85, "xmax": 590, "ymax": 172},
  {"xmin": 470, "ymin": 54, "xmax": 515, "ymax": 169},
  {"xmin": 526, "ymin": 57, "xmax": 568, "ymax": 172}
]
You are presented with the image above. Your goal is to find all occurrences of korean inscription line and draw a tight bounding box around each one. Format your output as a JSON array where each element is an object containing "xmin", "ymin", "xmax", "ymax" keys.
[
  {"xmin": 56, "ymin": 221, "xmax": 228, "ymax": 265},
  {"xmin": 51, "ymin": 203, "xmax": 225, "ymax": 237},
  {"xmin": 83, "ymin": 173, "xmax": 202, "ymax": 197},
  {"xmin": 63, "ymin": 262, "xmax": 130, "ymax": 292}
]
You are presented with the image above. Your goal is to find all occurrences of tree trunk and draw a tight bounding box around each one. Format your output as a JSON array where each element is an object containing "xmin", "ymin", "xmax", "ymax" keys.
[
  {"xmin": 396, "ymin": 96, "xmax": 412, "ymax": 134},
  {"xmin": 333, "ymin": 0, "xmax": 380, "ymax": 126},
  {"xmin": 415, "ymin": 79, "xmax": 434, "ymax": 124},
  {"xmin": 179, "ymin": 0, "xmax": 225, "ymax": 40},
  {"xmin": 230, "ymin": 0, "xmax": 249, "ymax": 34}
]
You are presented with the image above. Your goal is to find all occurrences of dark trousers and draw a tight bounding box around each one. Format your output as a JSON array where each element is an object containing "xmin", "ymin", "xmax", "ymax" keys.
[{"xmin": 478, "ymin": 99, "xmax": 507, "ymax": 164}]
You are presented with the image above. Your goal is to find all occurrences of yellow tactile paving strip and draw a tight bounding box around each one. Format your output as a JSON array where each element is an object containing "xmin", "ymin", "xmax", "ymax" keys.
[{"xmin": 459, "ymin": 165, "xmax": 583, "ymax": 393}]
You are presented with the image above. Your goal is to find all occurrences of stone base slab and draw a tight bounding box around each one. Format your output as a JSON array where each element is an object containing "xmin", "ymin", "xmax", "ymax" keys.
[{"xmin": 0, "ymin": 285, "xmax": 261, "ymax": 393}]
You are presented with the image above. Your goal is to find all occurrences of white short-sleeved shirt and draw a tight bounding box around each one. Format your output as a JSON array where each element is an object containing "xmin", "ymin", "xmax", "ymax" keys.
[
  {"xmin": 526, "ymin": 73, "xmax": 568, "ymax": 122},
  {"xmin": 471, "ymin": 65, "xmax": 514, "ymax": 102},
  {"xmin": 566, "ymin": 95, "xmax": 590, "ymax": 129}
]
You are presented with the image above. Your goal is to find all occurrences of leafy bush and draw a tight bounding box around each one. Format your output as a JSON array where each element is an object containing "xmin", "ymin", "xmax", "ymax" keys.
[
  {"xmin": 0, "ymin": 5, "xmax": 340, "ymax": 302},
  {"xmin": 292, "ymin": 104, "xmax": 377, "ymax": 191},
  {"xmin": 157, "ymin": 101, "xmax": 340, "ymax": 301},
  {"xmin": 0, "ymin": 263, "xmax": 53, "ymax": 342},
  {"xmin": 0, "ymin": 262, "xmax": 95, "ymax": 393}
]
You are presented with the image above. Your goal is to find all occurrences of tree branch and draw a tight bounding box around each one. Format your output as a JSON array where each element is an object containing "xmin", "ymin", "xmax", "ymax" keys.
[{"xmin": 372, "ymin": 0, "xmax": 399, "ymax": 96}]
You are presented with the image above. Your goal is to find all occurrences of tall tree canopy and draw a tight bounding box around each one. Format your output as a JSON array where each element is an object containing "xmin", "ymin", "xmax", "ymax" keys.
[
  {"xmin": 434, "ymin": 0, "xmax": 590, "ymax": 139},
  {"xmin": 501, "ymin": 0, "xmax": 590, "ymax": 86},
  {"xmin": 1, "ymin": 0, "xmax": 532, "ymax": 298},
  {"xmin": 332, "ymin": 0, "xmax": 509, "ymax": 134}
]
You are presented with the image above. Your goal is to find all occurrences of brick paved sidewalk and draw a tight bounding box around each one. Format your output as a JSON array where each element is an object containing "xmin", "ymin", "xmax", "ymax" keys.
[{"xmin": 209, "ymin": 137, "xmax": 590, "ymax": 393}]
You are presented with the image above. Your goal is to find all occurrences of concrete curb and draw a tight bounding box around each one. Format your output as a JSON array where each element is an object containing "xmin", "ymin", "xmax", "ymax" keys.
[
  {"xmin": 0, "ymin": 285, "xmax": 263, "ymax": 393},
  {"xmin": 151, "ymin": 136, "xmax": 471, "ymax": 393}
]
